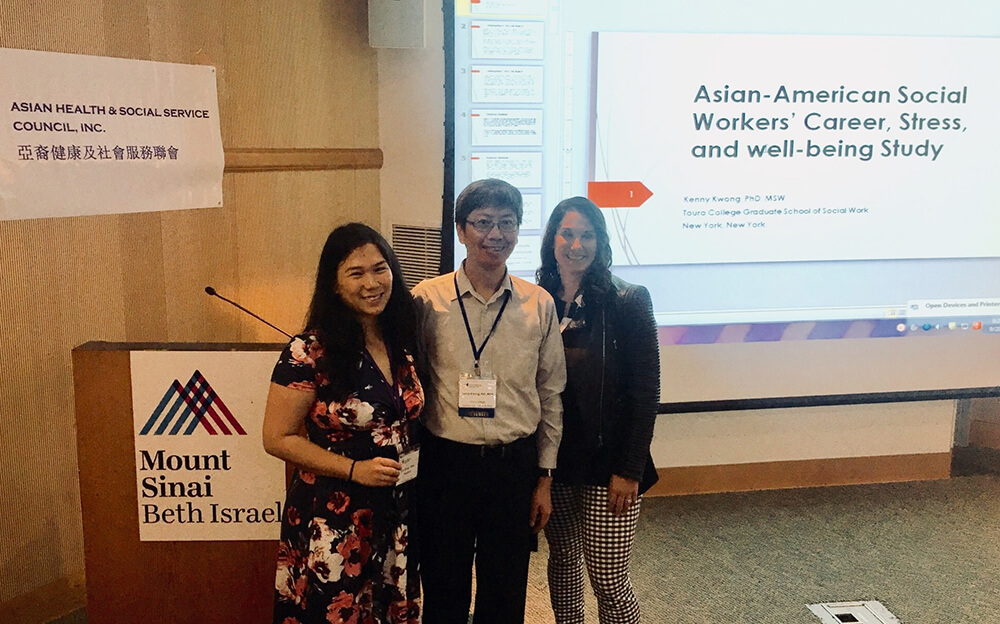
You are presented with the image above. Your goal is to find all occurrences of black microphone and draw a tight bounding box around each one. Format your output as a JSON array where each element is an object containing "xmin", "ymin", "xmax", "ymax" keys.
[{"xmin": 205, "ymin": 286, "xmax": 293, "ymax": 339}]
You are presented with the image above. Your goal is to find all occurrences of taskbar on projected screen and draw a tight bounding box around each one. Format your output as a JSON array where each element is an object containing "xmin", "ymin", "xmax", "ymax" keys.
[{"xmin": 658, "ymin": 316, "xmax": 1000, "ymax": 345}]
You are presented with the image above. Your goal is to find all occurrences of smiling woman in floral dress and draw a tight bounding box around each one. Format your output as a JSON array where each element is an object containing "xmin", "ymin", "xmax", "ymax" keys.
[{"xmin": 263, "ymin": 223, "xmax": 423, "ymax": 624}]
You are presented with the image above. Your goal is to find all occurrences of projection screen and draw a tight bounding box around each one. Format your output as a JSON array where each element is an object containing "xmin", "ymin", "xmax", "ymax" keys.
[{"xmin": 444, "ymin": 0, "xmax": 1000, "ymax": 407}]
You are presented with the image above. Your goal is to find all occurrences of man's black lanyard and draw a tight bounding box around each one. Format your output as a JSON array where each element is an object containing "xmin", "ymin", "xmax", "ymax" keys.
[{"xmin": 454, "ymin": 273, "xmax": 511, "ymax": 375}]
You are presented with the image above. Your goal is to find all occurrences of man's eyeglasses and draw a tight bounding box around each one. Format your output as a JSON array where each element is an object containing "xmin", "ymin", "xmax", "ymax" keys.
[{"xmin": 467, "ymin": 218, "xmax": 519, "ymax": 233}]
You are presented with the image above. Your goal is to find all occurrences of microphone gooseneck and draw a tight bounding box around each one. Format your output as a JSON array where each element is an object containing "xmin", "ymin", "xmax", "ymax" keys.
[{"xmin": 204, "ymin": 285, "xmax": 293, "ymax": 339}]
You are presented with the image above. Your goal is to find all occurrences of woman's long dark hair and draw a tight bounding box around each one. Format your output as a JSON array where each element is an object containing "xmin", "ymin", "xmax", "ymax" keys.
[
  {"xmin": 537, "ymin": 196, "xmax": 615, "ymax": 316},
  {"xmin": 304, "ymin": 223, "xmax": 419, "ymax": 401}
]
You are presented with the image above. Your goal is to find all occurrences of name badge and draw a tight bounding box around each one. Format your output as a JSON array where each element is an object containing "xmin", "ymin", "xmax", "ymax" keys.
[
  {"xmin": 458, "ymin": 375, "xmax": 497, "ymax": 418},
  {"xmin": 397, "ymin": 448, "xmax": 420, "ymax": 485}
]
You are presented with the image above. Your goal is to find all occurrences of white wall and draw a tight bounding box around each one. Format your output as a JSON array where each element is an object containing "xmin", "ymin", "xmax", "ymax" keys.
[
  {"xmin": 653, "ymin": 401, "xmax": 956, "ymax": 467},
  {"xmin": 376, "ymin": 0, "xmax": 446, "ymax": 233}
]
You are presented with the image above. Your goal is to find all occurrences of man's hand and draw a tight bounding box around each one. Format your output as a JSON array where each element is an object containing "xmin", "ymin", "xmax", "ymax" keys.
[{"xmin": 529, "ymin": 476, "xmax": 553, "ymax": 533}]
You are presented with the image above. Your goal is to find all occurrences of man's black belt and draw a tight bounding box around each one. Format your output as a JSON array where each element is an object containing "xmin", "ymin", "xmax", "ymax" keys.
[{"xmin": 425, "ymin": 432, "xmax": 534, "ymax": 460}]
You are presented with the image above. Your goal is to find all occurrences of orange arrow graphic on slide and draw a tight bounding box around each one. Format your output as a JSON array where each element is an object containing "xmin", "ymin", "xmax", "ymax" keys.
[{"xmin": 587, "ymin": 181, "xmax": 653, "ymax": 208}]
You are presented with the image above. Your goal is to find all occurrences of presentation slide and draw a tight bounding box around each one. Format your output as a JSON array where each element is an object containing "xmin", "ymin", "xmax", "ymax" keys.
[
  {"xmin": 470, "ymin": 66, "xmax": 543, "ymax": 103},
  {"xmin": 593, "ymin": 33, "xmax": 1000, "ymax": 266},
  {"xmin": 470, "ymin": 151, "xmax": 543, "ymax": 188},
  {"xmin": 449, "ymin": 0, "xmax": 1000, "ymax": 360},
  {"xmin": 521, "ymin": 193, "xmax": 543, "ymax": 230},
  {"xmin": 471, "ymin": 109, "xmax": 543, "ymax": 147},
  {"xmin": 471, "ymin": 21, "xmax": 544, "ymax": 59},
  {"xmin": 507, "ymin": 234, "xmax": 542, "ymax": 273},
  {"xmin": 468, "ymin": 0, "xmax": 546, "ymax": 18}
]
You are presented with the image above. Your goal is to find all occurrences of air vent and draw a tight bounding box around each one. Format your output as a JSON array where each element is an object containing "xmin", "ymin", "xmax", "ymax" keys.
[
  {"xmin": 391, "ymin": 224, "xmax": 442, "ymax": 289},
  {"xmin": 807, "ymin": 600, "xmax": 901, "ymax": 624}
]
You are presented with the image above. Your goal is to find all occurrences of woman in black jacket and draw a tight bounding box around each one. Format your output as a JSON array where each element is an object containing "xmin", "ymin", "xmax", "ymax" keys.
[{"xmin": 537, "ymin": 196, "xmax": 660, "ymax": 624}]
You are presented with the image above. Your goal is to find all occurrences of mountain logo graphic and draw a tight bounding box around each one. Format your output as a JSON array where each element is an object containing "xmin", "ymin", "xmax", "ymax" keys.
[{"xmin": 140, "ymin": 370, "xmax": 246, "ymax": 435}]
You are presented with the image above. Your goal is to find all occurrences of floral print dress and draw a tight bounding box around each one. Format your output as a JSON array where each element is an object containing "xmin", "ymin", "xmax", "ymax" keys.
[{"xmin": 271, "ymin": 332, "xmax": 423, "ymax": 624}]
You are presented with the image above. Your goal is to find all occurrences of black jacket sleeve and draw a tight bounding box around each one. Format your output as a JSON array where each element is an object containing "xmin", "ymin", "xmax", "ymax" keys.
[{"xmin": 612, "ymin": 283, "xmax": 661, "ymax": 481}]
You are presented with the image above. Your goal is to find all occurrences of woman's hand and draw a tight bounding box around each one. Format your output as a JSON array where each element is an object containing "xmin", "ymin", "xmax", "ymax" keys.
[
  {"xmin": 607, "ymin": 474, "xmax": 640, "ymax": 516},
  {"xmin": 351, "ymin": 457, "xmax": 402, "ymax": 487}
]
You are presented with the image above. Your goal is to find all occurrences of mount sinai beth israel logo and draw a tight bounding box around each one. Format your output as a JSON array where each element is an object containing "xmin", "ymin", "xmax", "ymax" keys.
[{"xmin": 140, "ymin": 370, "xmax": 247, "ymax": 436}]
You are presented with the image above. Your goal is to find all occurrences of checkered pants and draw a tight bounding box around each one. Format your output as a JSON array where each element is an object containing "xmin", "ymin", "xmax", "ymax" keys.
[{"xmin": 545, "ymin": 482, "xmax": 642, "ymax": 624}]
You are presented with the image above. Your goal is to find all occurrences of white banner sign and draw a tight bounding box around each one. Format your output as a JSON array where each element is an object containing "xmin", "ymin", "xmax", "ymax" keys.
[
  {"xmin": 131, "ymin": 351, "xmax": 285, "ymax": 541},
  {"xmin": 1, "ymin": 48, "xmax": 224, "ymax": 221}
]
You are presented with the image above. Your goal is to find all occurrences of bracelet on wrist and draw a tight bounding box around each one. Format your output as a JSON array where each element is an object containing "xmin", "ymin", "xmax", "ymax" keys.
[{"xmin": 348, "ymin": 459, "xmax": 357, "ymax": 482}]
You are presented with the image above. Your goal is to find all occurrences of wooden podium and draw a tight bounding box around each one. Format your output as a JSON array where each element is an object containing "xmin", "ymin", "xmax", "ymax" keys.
[{"xmin": 73, "ymin": 342, "xmax": 283, "ymax": 624}]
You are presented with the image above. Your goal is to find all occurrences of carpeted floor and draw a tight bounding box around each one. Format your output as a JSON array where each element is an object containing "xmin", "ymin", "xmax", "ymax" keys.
[
  {"xmin": 53, "ymin": 446, "xmax": 1000, "ymax": 623},
  {"xmin": 523, "ymin": 445, "xmax": 1000, "ymax": 623}
]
